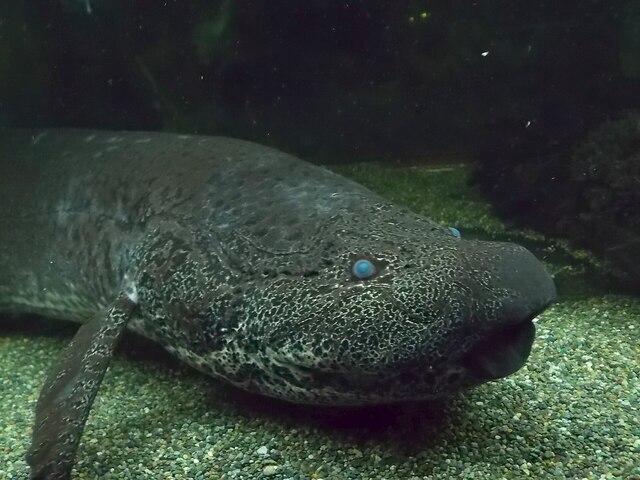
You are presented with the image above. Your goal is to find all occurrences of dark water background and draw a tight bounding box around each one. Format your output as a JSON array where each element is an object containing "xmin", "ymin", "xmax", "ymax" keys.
[{"xmin": 1, "ymin": 1, "xmax": 637, "ymax": 158}]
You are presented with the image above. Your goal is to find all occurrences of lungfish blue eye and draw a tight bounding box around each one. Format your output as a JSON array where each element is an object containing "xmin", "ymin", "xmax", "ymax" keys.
[
  {"xmin": 352, "ymin": 258, "xmax": 376, "ymax": 279},
  {"xmin": 448, "ymin": 226, "xmax": 461, "ymax": 238}
]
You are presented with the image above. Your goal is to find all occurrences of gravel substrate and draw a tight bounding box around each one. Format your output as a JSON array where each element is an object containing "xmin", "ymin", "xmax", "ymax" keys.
[{"xmin": 1, "ymin": 164, "xmax": 638, "ymax": 479}]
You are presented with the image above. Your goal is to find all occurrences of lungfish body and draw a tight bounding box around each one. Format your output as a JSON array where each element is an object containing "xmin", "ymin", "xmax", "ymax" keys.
[{"xmin": 0, "ymin": 129, "xmax": 556, "ymax": 479}]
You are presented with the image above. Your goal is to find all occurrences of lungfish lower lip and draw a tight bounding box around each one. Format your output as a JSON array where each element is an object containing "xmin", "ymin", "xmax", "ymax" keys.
[{"xmin": 463, "ymin": 317, "xmax": 537, "ymax": 380}]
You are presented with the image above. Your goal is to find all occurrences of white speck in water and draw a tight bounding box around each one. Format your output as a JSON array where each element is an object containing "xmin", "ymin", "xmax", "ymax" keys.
[
  {"xmin": 481, "ymin": 51, "xmax": 489, "ymax": 57},
  {"xmin": 31, "ymin": 132, "xmax": 48, "ymax": 145}
]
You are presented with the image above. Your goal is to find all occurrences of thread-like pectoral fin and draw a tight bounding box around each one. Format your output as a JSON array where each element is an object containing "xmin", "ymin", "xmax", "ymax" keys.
[{"xmin": 26, "ymin": 294, "xmax": 137, "ymax": 480}]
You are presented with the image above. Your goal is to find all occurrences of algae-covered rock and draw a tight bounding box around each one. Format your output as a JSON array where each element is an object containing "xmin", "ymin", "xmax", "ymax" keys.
[
  {"xmin": 568, "ymin": 112, "xmax": 640, "ymax": 289},
  {"xmin": 474, "ymin": 112, "xmax": 640, "ymax": 292}
]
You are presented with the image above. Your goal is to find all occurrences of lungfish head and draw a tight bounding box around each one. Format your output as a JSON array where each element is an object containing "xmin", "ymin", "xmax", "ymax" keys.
[{"xmin": 135, "ymin": 197, "xmax": 556, "ymax": 405}]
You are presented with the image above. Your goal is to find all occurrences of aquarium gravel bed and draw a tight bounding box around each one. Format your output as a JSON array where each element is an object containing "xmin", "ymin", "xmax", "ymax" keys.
[{"xmin": 1, "ymin": 164, "xmax": 638, "ymax": 480}]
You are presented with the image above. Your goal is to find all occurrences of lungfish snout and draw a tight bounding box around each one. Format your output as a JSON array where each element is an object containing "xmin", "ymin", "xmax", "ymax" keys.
[
  {"xmin": 462, "ymin": 241, "xmax": 556, "ymax": 380},
  {"xmin": 490, "ymin": 243, "xmax": 557, "ymax": 321}
]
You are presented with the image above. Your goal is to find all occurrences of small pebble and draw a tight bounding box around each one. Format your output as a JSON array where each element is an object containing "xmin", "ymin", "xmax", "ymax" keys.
[
  {"xmin": 262, "ymin": 465, "xmax": 278, "ymax": 476},
  {"xmin": 256, "ymin": 446, "xmax": 268, "ymax": 456}
]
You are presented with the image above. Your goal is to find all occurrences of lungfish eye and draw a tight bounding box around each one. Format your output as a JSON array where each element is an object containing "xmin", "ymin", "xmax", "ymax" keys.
[
  {"xmin": 352, "ymin": 258, "xmax": 376, "ymax": 279},
  {"xmin": 448, "ymin": 226, "xmax": 461, "ymax": 238}
]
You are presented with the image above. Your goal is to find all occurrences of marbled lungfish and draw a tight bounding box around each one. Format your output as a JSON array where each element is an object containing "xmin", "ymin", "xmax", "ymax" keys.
[{"xmin": 0, "ymin": 129, "xmax": 556, "ymax": 479}]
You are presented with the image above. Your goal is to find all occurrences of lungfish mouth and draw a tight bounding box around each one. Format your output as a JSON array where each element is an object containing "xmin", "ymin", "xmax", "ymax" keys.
[{"xmin": 463, "ymin": 318, "xmax": 536, "ymax": 380}]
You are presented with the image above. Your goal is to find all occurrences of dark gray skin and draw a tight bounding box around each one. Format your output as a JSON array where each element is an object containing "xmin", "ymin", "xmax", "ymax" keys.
[{"xmin": 0, "ymin": 129, "xmax": 556, "ymax": 479}]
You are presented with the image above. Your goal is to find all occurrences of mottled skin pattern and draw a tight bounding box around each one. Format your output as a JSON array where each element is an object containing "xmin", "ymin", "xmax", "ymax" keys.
[{"xmin": 0, "ymin": 129, "xmax": 556, "ymax": 479}]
